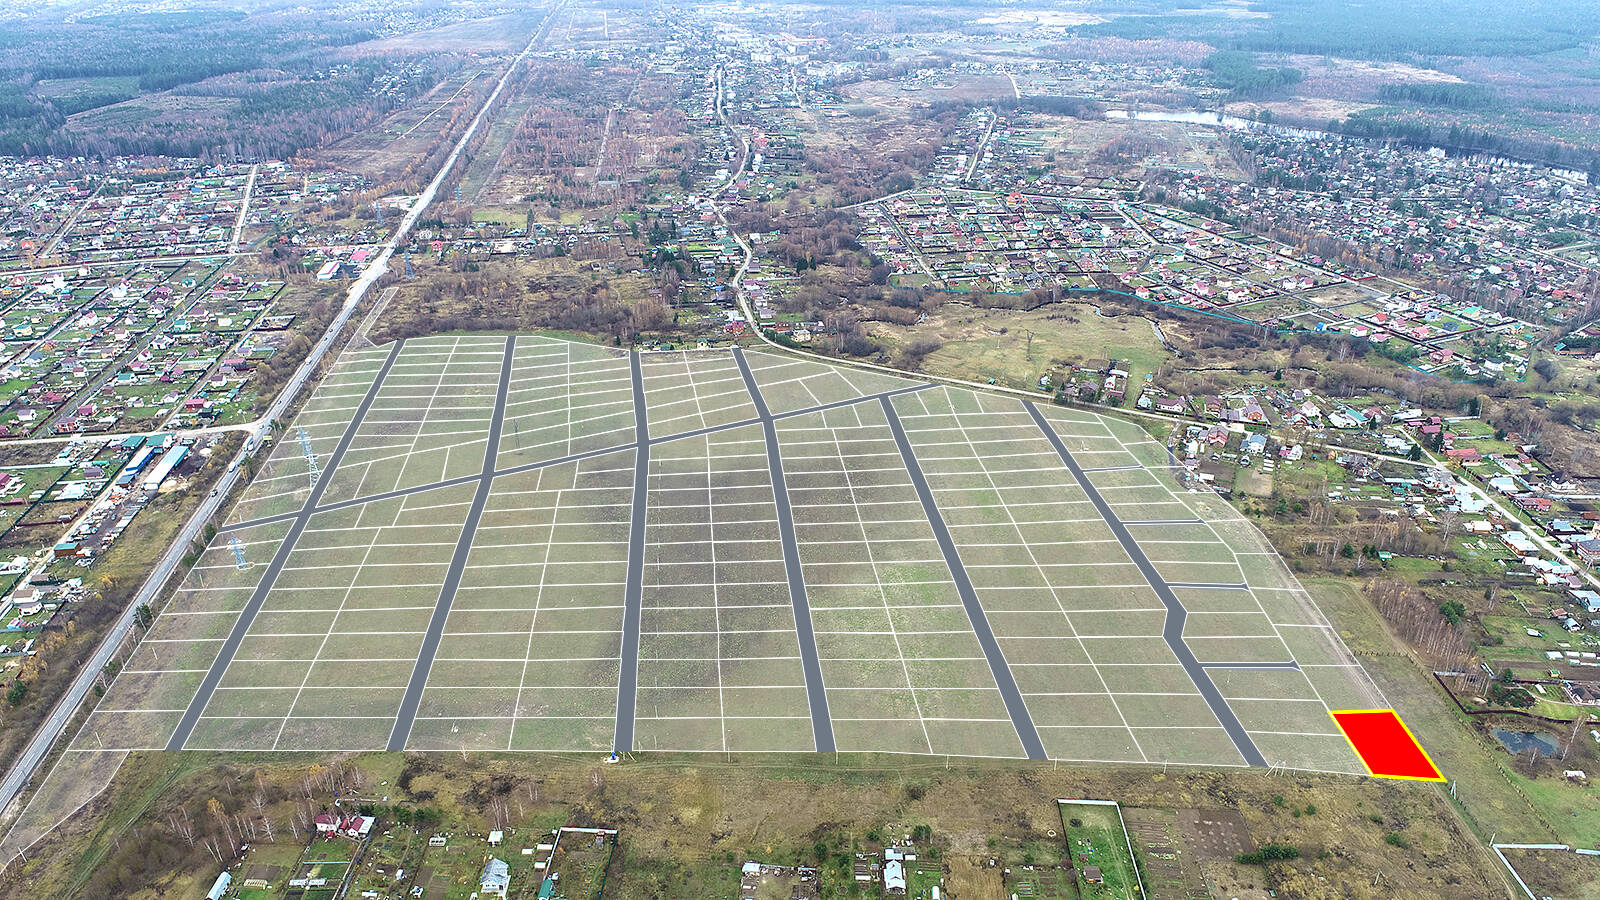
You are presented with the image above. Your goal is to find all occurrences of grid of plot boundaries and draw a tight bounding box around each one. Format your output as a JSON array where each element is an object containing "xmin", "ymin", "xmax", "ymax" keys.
[{"xmin": 76, "ymin": 335, "xmax": 1383, "ymax": 772}]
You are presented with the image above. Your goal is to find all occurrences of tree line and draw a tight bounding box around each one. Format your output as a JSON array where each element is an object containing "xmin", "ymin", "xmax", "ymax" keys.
[
  {"xmin": 0, "ymin": 7, "xmax": 393, "ymax": 157},
  {"xmin": 1203, "ymin": 51, "xmax": 1303, "ymax": 99},
  {"xmin": 1376, "ymin": 82, "xmax": 1502, "ymax": 110}
]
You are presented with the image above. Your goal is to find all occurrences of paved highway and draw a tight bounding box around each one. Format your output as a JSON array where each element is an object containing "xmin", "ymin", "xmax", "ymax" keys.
[
  {"xmin": 732, "ymin": 348, "xmax": 835, "ymax": 753},
  {"xmin": 882, "ymin": 395, "xmax": 1047, "ymax": 761},
  {"xmin": 1025, "ymin": 399, "xmax": 1268, "ymax": 767},
  {"xmin": 0, "ymin": 9, "xmax": 559, "ymax": 838}
]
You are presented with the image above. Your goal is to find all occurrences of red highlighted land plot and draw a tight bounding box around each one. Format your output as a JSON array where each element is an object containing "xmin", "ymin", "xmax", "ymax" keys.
[{"xmin": 1330, "ymin": 709, "xmax": 1446, "ymax": 782}]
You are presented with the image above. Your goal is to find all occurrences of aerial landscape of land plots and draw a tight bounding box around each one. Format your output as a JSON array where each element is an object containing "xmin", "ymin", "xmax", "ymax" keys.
[{"xmin": 75, "ymin": 334, "xmax": 1382, "ymax": 771}]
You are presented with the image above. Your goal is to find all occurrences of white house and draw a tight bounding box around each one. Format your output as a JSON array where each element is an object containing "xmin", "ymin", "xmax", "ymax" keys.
[{"xmin": 480, "ymin": 858, "xmax": 510, "ymax": 898}]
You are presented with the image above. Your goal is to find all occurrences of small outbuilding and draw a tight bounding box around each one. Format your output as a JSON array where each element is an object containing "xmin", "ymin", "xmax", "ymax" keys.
[{"xmin": 205, "ymin": 871, "xmax": 232, "ymax": 900}]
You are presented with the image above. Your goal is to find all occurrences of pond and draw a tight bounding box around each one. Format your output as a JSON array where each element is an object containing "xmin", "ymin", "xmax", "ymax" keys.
[
  {"xmin": 1491, "ymin": 728, "xmax": 1561, "ymax": 756},
  {"xmin": 1104, "ymin": 108, "xmax": 1324, "ymax": 139}
]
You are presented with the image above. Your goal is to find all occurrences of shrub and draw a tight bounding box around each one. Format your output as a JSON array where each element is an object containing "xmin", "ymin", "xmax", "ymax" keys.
[{"xmin": 1236, "ymin": 844, "xmax": 1299, "ymax": 865}]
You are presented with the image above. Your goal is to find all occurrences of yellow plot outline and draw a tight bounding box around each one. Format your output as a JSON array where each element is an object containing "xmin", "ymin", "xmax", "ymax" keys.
[{"xmin": 1328, "ymin": 708, "xmax": 1447, "ymax": 782}]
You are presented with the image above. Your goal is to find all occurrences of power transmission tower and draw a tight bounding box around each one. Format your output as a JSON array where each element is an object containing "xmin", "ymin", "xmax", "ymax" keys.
[{"xmin": 299, "ymin": 428, "xmax": 320, "ymax": 486}]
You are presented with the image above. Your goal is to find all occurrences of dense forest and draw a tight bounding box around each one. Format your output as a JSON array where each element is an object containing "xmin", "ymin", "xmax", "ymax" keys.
[
  {"xmin": 1081, "ymin": 0, "xmax": 1600, "ymax": 60},
  {"xmin": 1203, "ymin": 51, "xmax": 1303, "ymax": 98},
  {"xmin": 1329, "ymin": 113, "xmax": 1600, "ymax": 181},
  {"xmin": 1375, "ymin": 82, "xmax": 1502, "ymax": 110},
  {"xmin": 0, "ymin": 7, "xmax": 437, "ymax": 158}
]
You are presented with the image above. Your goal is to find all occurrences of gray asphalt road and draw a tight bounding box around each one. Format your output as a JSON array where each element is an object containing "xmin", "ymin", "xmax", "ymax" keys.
[
  {"xmin": 732, "ymin": 348, "xmax": 835, "ymax": 753},
  {"xmin": 880, "ymin": 396, "xmax": 1048, "ymax": 762},
  {"xmin": 0, "ymin": 423, "xmax": 253, "ymax": 821},
  {"xmin": 166, "ymin": 340, "xmax": 407, "ymax": 751},
  {"xmin": 221, "ymin": 385, "xmax": 938, "ymax": 535},
  {"xmin": 612, "ymin": 352, "xmax": 649, "ymax": 756},
  {"xmin": 1023, "ymin": 400, "xmax": 1268, "ymax": 768},
  {"xmin": 0, "ymin": 8, "xmax": 562, "ymax": 834},
  {"xmin": 5, "ymin": 355, "xmax": 950, "ymax": 785},
  {"xmin": 388, "ymin": 336, "xmax": 515, "ymax": 750}
]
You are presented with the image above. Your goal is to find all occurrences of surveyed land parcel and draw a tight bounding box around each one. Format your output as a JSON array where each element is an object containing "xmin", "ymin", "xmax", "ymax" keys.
[{"xmin": 77, "ymin": 335, "xmax": 1381, "ymax": 772}]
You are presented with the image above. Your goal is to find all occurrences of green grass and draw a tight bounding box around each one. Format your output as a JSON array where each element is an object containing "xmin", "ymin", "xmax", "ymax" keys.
[
  {"xmin": 31, "ymin": 75, "xmax": 140, "ymax": 106},
  {"xmin": 1303, "ymin": 576, "xmax": 1594, "ymax": 844},
  {"xmin": 471, "ymin": 207, "xmax": 526, "ymax": 226},
  {"xmin": 1506, "ymin": 770, "xmax": 1600, "ymax": 843},
  {"xmin": 1057, "ymin": 802, "xmax": 1140, "ymax": 900},
  {"xmin": 1526, "ymin": 697, "xmax": 1592, "ymax": 722},
  {"xmin": 906, "ymin": 859, "xmax": 943, "ymax": 897},
  {"xmin": 901, "ymin": 303, "xmax": 1171, "ymax": 394},
  {"xmin": 458, "ymin": 94, "xmax": 535, "ymax": 200},
  {"xmin": 55, "ymin": 752, "xmax": 227, "ymax": 898}
]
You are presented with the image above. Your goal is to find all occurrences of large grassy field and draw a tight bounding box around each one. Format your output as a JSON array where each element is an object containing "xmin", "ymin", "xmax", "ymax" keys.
[
  {"xmin": 868, "ymin": 302, "xmax": 1174, "ymax": 393},
  {"xmin": 60, "ymin": 336, "xmax": 1372, "ymax": 779},
  {"xmin": 1304, "ymin": 576, "xmax": 1600, "ymax": 846}
]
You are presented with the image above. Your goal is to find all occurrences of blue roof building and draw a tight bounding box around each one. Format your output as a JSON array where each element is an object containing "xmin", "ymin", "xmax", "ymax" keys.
[{"xmin": 480, "ymin": 858, "xmax": 511, "ymax": 898}]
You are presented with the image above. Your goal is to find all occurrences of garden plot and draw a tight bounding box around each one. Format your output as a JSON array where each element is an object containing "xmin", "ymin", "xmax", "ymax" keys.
[
  {"xmin": 315, "ymin": 335, "xmax": 502, "ymax": 506},
  {"xmin": 409, "ymin": 450, "xmax": 634, "ymax": 752},
  {"xmin": 892, "ymin": 388, "xmax": 1227, "ymax": 765},
  {"xmin": 226, "ymin": 348, "xmax": 392, "ymax": 525},
  {"xmin": 497, "ymin": 336, "xmax": 634, "ymax": 469},
  {"xmin": 634, "ymin": 425, "xmax": 812, "ymax": 752},
  {"xmin": 75, "ymin": 336, "xmax": 1376, "ymax": 774},
  {"xmin": 639, "ymin": 350, "xmax": 758, "ymax": 439},
  {"xmin": 71, "ymin": 516, "xmax": 296, "ymax": 750},
  {"xmin": 1031, "ymin": 404, "xmax": 1372, "ymax": 771},
  {"xmin": 777, "ymin": 401, "xmax": 1025, "ymax": 759},
  {"xmin": 188, "ymin": 481, "xmax": 480, "ymax": 751},
  {"xmin": 740, "ymin": 349, "xmax": 919, "ymax": 415}
]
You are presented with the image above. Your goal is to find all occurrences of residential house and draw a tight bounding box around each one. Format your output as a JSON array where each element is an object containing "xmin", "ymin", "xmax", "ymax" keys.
[
  {"xmin": 1574, "ymin": 538, "xmax": 1600, "ymax": 567},
  {"xmin": 883, "ymin": 848, "xmax": 909, "ymax": 895},
  {"xmin": 480, "ymin": 858, "xmax": 511, "ymax": 898}
]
